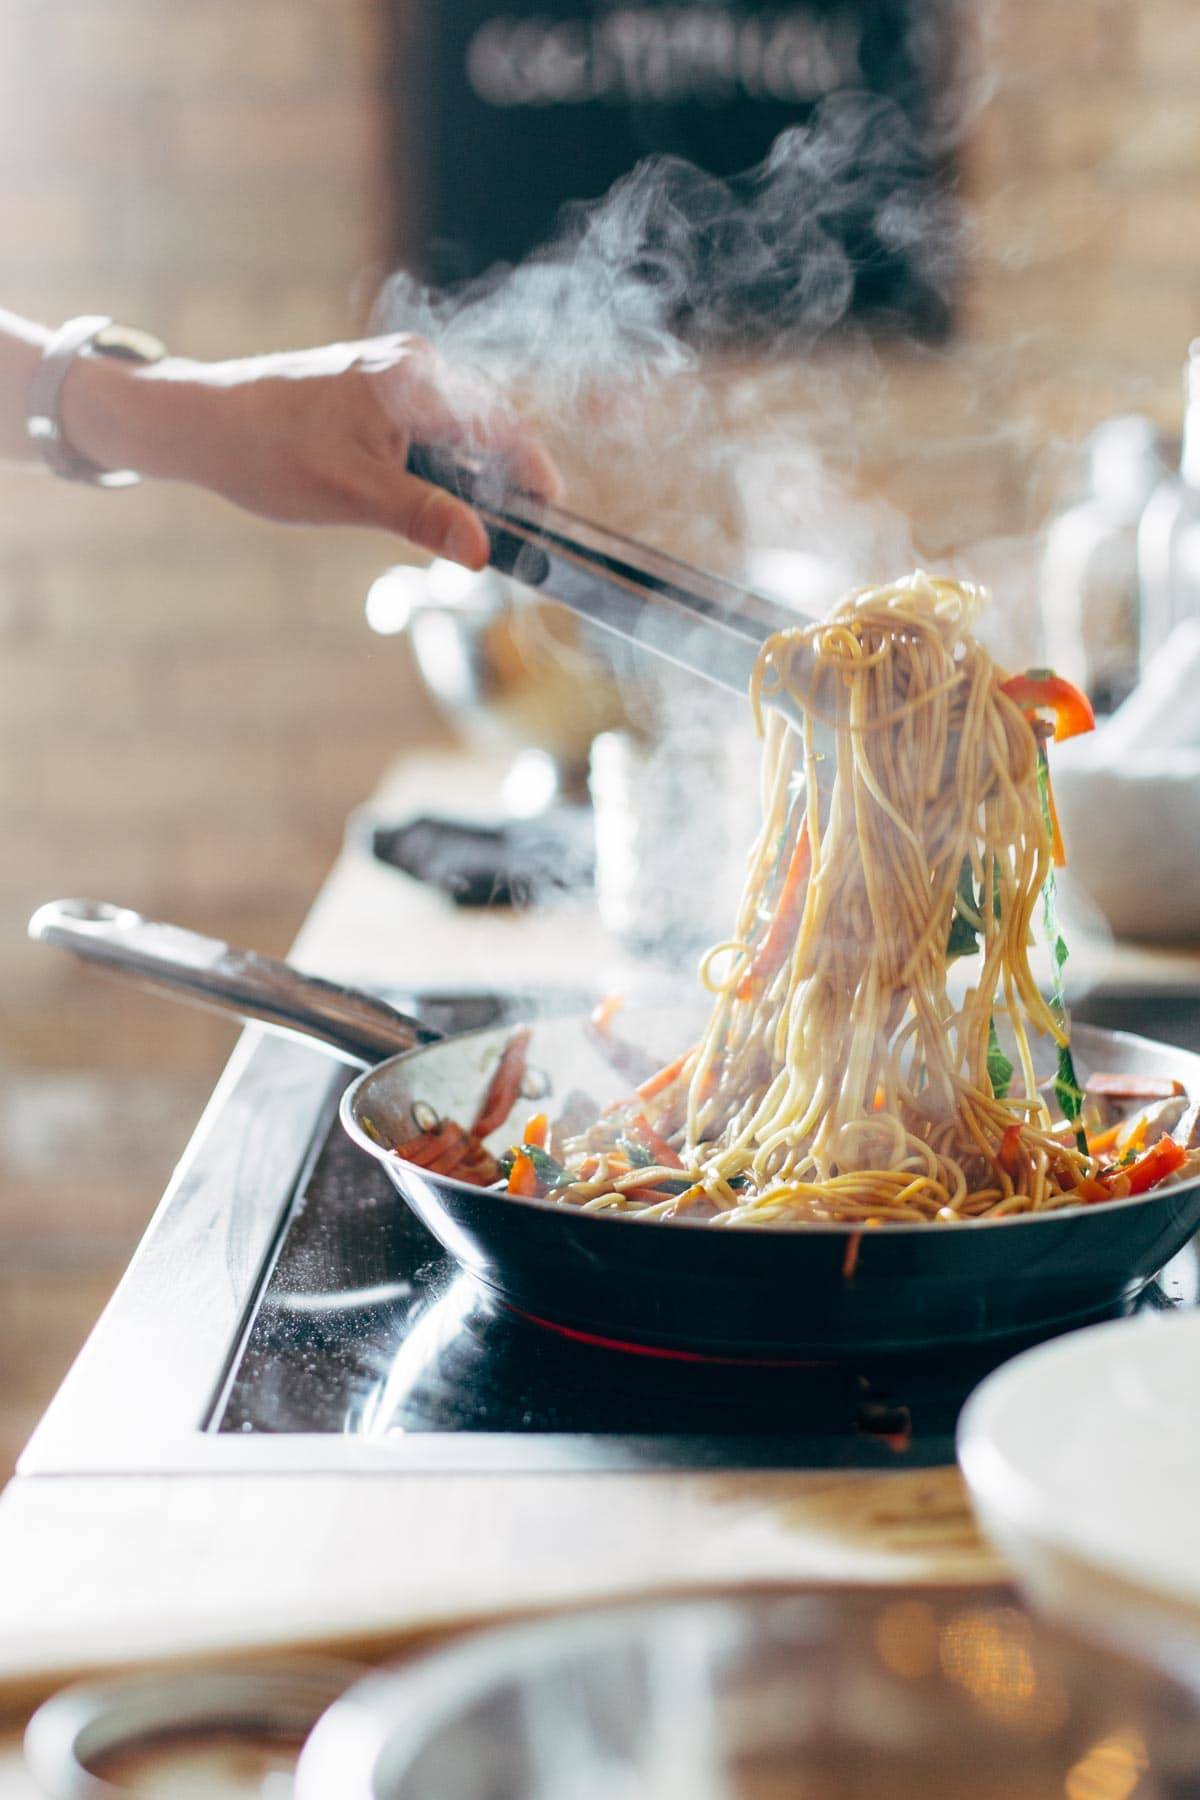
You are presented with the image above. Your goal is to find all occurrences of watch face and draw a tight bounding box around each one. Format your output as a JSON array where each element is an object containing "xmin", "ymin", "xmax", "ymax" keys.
[{"xmin": 93, "ymin": 324, "xmax": 167, "ymax": 363}]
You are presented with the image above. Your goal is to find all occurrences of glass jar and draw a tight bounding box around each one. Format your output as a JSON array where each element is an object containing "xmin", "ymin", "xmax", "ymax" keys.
[
  {"xmin": 589, "ymin": 675, "xmax": 761, "ymax": 966},
  {"xmin": 1138, "ymin": 341, "xmax": 1200, "ymax": 672},
  {"xmin": 1040, "ymin": 415, "xmax": 1161, "ymax": 715}
]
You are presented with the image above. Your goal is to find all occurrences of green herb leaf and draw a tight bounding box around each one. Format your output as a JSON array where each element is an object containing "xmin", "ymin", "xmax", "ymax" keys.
[
  {"xmin": 987, "ymin": 1018, "xmax": 1014, "ymax": 1101},
  {"xmin": 617, "ymin": 1135, "xmax": 655, "ymax": 1168},
  {"xmin": 1054, "ymin": 1042, "xmax": 1088, "ymax": 1154},
  {"xmin": 500, "ymin": 1144, "xmax": 569, "ymax": 1186},
  {"xmin": 947, "ymin": 859, "xmax": 983, "ymax": 961},
  {"xmin": 1054, "ymin": 1042, "xmax": 1084, "ymax": 1122},
  {"xmin": 523, "ymin": 1144, "xmax": 568, "ymax": 1184},
  {"xmin": 1037, "ymin": 747, "xmax": 1087, "ymax": 1155}
]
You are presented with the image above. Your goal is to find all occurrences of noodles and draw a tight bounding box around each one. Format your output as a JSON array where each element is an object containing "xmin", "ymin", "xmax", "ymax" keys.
[
  {"xmin": 541, "ymin": 573, "xmax": 1189, "ymax": 1225},
  {"xmin": 385, "ymin": 571, "xmax": 1196, "ymax": 1223}
]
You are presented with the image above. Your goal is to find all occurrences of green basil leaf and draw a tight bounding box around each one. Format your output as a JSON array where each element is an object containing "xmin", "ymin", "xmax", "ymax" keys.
[
  {"xmin": 947, "ymin": 858, "xmax": 982, "ymax": 961},
  {"xmin": 617, "ymin": 1135, "xmax": 655, "ymax": 1168},
  {"xmin": 987, "ymin": 1017, "xmax": 1014, "ymax": 1101},
  {"xmin": 524, "ymin": 1144, "xmax": 568, "ymax": 1184},
  {"xmin": 1038, "ymin": 748, "xmax": 1087, "ymax": 1154}
]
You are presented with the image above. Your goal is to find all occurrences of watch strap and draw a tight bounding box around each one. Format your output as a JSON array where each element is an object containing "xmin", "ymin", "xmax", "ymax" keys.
[{"xmin": 27, "ymin": 315, "xmax": 167, "ymax": 487}]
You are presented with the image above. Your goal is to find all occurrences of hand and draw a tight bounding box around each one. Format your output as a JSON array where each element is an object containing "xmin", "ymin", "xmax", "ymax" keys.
[{"xmin": 61, "ymin": 334, "xmax": 561, "ymax": 569}]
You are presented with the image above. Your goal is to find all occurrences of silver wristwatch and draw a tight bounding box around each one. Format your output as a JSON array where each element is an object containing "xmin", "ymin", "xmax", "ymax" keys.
[{"xmin": 26, "ymin": 315, "xmax": 167, "ymax": 487}]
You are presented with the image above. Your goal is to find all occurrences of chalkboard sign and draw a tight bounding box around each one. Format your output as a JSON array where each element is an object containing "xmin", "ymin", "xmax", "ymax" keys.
[{"xmin": 387, "ymin": 1, "xmax": 956, "ymax": 342}]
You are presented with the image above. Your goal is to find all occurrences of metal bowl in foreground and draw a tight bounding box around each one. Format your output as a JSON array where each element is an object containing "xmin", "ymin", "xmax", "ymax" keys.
[{"xmin": 295, "ymin": 1590, "xmax": 1200, "ymax": 1800}]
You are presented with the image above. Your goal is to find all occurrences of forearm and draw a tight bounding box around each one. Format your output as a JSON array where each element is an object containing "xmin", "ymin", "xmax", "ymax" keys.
[{"xmin": 0, "ymin": 310, "xmax": 557, "ymax": 563}]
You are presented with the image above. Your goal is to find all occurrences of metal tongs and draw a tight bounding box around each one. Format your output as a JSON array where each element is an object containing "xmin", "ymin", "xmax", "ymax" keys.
[{"xmin": 407, "ymin": 445, "xmax": 819, "ymax": 734}]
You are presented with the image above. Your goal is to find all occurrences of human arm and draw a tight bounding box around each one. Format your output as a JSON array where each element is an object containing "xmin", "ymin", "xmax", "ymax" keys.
[{"xmin": 0, "ymin": 311, "xmax": 559, "ymax": 568}]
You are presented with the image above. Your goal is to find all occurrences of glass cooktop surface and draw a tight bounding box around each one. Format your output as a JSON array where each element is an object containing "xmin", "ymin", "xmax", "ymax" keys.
[{"xmin": 209, "ymin": 991, "xmax": 1200, "ymax": 1472}]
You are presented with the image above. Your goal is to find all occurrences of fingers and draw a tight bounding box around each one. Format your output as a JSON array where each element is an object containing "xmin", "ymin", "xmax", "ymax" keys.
[
  {"xmin": 381, "ymin": 470, "xmax": 491, "ymax": 569},
  {"xmin": 478, "ymin": 411, "xmax": 563, "ymax": 501},
  {"xmin": 370, "ymin": 340, "xmax": 562, "ymax": 500}
]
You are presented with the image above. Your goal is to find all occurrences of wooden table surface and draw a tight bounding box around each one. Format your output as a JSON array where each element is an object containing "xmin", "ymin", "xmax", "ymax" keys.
[{"xmin": 2, "ymin": 749, "xmax": 1197, "ymax": 1790}]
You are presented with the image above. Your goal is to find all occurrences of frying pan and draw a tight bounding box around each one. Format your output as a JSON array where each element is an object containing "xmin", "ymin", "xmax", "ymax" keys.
[{"xmin": 30, "ymin": 898, "xmax": 1200, "ymax": 1358}]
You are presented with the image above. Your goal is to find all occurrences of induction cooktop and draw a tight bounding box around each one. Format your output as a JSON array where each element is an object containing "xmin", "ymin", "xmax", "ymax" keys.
[
  {"xmin": 205, "ymin": 991, "xmax": 1200, "ymax": 1473},
  {"xmin": 22, "ymin": 989, "xmax": 1200, "ymax": 1480}
]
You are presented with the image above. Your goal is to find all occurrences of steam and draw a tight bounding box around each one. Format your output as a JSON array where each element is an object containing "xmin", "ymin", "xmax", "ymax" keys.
[
  {"xmin": 377, "ymin": 90, "xmax": 962, "ymax": 396},
  {"xmin": 368, "ymin": 25, "xmax": 1057, "ymax": 943},
  {"xmin": 375, "ymin": 80, "xmax": 991, "ymax": 624}
]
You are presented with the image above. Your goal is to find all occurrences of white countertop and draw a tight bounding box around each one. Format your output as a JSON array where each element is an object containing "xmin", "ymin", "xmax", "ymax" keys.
[{"xmin": 0, "ymin": 744, "xmax": 1196, "ymax": 1784}]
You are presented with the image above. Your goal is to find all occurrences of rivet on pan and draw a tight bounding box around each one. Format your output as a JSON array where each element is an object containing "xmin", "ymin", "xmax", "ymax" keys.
[
  {"xmin": 520, "ymin": 1066, "xmax": 551, "ymax": 1100},
  {"xmin": 411, "ymin": 1099, "xmax": 441, "ymax": 1133}
]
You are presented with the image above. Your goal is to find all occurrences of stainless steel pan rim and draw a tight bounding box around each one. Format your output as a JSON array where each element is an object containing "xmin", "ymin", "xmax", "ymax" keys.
[
  {"xmin": 339, "ymin": 1018, "xmax": 1200, "ymax": 1239},
  {"xmin": 30, "ymin": 896, "xmax": 1200, "ymax": 1236},
  {"xmin": 30, "ymin": 898, "xmax": 1200, "ymax": 1353}
]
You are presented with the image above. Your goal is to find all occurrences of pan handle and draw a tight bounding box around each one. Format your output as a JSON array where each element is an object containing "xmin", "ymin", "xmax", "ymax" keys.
[{"xmin": 28, "ymin": 899, "xmax": 442, "ymax": 1068}]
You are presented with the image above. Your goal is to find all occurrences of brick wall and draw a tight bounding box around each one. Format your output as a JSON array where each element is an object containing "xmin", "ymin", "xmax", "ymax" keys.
[
  {"xmin": 0, "ymin": 0, "xmax": 441, "ymax": 1471},
  {"xmin": 2, "ymin": 0, "xmax": 1198, "ymax": 1469}
]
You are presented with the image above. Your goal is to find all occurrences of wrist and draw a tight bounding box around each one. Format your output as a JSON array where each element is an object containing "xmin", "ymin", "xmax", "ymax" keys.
[{"xmin": 58, "ymin": 352, "xmax": 207, "ymax": 483}]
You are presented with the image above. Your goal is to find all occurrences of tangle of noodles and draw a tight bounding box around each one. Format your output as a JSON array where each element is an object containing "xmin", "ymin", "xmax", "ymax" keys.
[{"xmin": 550, "ymin": 573, "xmax": 1125, "ymax": 1225}]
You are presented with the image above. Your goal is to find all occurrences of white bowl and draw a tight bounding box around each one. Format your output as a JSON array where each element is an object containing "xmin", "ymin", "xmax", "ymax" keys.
[
  {"xmin": 958, "ymin": 1303, "xmax": 1200, "ymax": 1673},
  {"xmin": 1051, "ymin": 747, "xmax": 1200, "ymax": 944}
]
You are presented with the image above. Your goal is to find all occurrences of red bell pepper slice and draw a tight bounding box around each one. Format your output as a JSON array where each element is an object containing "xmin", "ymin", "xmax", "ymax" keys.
[
  {"xmin": 999, "ymin": 671, "xmax": 1094, "ymax": 867},
  {"xmin": 999, "ymin": 670, "xmax": 1096, "ymax": 742},
  {"xmin": 996, "ymin": 1123, "xmax": 1023, "ymax": 1180},
  {"xmin": 1111, "ymin": 1134, "xmax": 1187, "ymax": 1197}
]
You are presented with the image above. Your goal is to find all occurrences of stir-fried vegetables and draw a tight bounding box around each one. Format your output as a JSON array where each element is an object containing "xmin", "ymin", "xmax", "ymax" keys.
[
  {"xmin": 1075, "ymin": 1135, "xmax": 1188, "ymax": 1204},
  {"xmin": 375, "ymin": 653, "xmax": 1196, "ymax": 1220},
  {"xmin": 1002, "ymin": 670, "xmax": 1094, "ymax": 866},
  {"xmin": 1119, "ymin": 1135, "xmax": 1187, "ymax": 1195},
  {"xmin": 1000, "ymin": 670, "xmax": 1096, "ymax": 742},
  {"xmin": 506, "ymin": 1151, "xmax": 539, "ymax": 1197},
  {"xmin": 522, "ymin": 1112, "xmax": 549, "ymax": 1149},
  {"xmin": 736, "ymin": 817, "xmax": 812, "ymax": 1001},
  {"xmin": 471, "ymin": 1027, "xmax": 532, "ymax": 1139}
]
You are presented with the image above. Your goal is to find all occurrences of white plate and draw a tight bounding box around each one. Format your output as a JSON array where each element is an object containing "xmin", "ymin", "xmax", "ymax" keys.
[{"xmin": 959, "ymin": 1309, "xmax": 1200, "ymax": 1666}]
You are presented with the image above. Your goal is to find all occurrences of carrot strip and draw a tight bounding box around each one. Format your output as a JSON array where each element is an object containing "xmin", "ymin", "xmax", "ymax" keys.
[
  {"xmin": 1086, "ymin": 1122, "xmax": 1123, "ymax": 1158},
  {"xmin": 736, "ymin": 817, "xmax": 811, "ymax": 1001},
  {"xmin": 506, "ymin": 1151, "xmax": 539, "ymax": 1197},
  {"xmin": 590, "ymin": 993, "xmax": 624, "ymax": 1033},
  {"xmin": 522, "ymin": 1112, "xmax": 548, "ymax": 1149},
  {"xmin": 1073, "ymin": 1175, "xmax": 1111, "ymax": 1204},
  {"xmin": 636, "ymin": 1049, "xmax": 693, "ymax": 1104},
  {"xmin": 628, "ymin": 1113, "xmax": 684, "ymax": 1169}
]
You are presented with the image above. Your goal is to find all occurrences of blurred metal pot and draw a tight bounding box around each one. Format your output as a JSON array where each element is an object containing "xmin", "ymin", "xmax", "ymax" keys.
[{"xmin": 366, "ymin": 559, "xmax": 631, "ymax": 802}]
